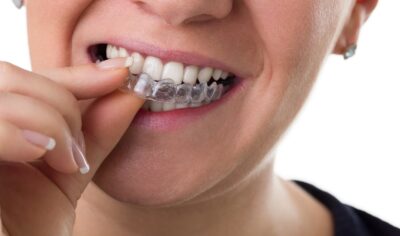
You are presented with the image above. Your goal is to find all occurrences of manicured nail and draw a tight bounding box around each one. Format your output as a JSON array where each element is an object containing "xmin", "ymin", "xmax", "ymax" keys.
[
  {"xmin": 76, "ymin": 130, "xmax": 86, "ymax": 157},
  {"xmin": 71, "ymin": 137, "xmax": 90, "ymax": 174},
  {"xmin": 96, "ymin": 57, "xmax": 133, "ymax": 70},
  {"xmin": 21, "ymin": 130, "xmax": 56, "ymax": 150}
]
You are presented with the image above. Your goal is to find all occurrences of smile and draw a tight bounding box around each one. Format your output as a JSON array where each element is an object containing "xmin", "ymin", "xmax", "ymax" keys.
[{"xmin": 91, "ymin": 44, "xmax": 238, "ymax": 112}]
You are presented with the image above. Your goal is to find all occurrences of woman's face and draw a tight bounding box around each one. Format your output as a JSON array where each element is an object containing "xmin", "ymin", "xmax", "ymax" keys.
[{"xmin": 26, "ymin": 0, "xmax": 352, "ymax": 205}]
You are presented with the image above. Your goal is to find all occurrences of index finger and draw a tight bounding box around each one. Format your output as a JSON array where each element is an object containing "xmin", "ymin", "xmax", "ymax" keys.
[{"xmin": 36, "ymin": 58, "xmax": 133, "ymax": 100}]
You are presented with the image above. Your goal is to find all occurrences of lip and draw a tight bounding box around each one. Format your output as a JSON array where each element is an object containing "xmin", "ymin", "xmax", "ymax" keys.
[
  {"xmin": 85, "ymin": 39, "xmax": 250, "ymax": 132},
  {"xmin": 130, "ymin": 78, "xmax": 247, "ymax": 132},
  {"xmin": 91, "ymin": 38, "xmax": 248, "ymax": 79}
]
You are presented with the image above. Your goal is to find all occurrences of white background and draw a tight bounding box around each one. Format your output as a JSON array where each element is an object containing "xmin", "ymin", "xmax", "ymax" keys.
[{"xmin": 1, "ymin": 0, "xmax": 399, "ymax": 228}]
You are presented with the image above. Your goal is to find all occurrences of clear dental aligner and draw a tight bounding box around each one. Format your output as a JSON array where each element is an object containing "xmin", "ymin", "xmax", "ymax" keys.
[{"xmin": 120, "ymin": 73, "xmax": 226, "ymax": 105}]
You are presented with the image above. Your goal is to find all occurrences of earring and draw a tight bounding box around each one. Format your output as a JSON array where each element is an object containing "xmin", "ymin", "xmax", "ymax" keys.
[
  {"xmin": 343, "ymin": 44, "xmax": 357, "ymax": 60},
  {"xmin": 12, "ymin": 0, "xmax": 23, "ymax": 9}
]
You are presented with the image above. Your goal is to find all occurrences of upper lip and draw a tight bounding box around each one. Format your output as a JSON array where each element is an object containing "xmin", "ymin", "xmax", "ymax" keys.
[{"xmin": 95, "ymin": 38, "xmax": 246, "ymax": 78}]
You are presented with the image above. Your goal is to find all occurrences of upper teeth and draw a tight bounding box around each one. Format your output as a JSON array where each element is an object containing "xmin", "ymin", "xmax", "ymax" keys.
[{"xmin": 106, "ymin": 44, "xmax": 230, "ymax": 85}]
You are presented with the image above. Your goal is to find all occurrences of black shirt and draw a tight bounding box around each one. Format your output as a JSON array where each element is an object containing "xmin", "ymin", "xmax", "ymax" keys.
[{"xmin": 295, "ymin": 181, "xmax": 400, "ymax": 236}]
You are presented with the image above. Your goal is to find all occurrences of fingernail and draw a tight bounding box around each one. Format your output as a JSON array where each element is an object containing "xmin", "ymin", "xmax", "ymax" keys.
[
  {"xmin": 71, "ymin": 137, "xmax": 90, "ymax": 174},
  {"xmin": 96, "ymin": 57, "xmax": 133, "ymax": 70},
  {"xmin": 21, "ymin": 129, "xmax": 56, "ymax": 150},
  {"xmin": 76, "ymin": 130, "xmax": 86, "ymax": 157}
]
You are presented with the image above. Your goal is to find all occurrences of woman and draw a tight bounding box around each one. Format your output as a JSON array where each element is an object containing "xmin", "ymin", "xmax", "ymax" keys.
[{"xmin": 0, "ymin": 0, "xmax": 399, "ymax": 235}]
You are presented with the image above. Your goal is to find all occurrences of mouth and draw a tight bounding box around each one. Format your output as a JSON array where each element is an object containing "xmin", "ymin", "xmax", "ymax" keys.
[{"xmin": 89, "ymin": 44, "xmax": 239, "ymax": 112}]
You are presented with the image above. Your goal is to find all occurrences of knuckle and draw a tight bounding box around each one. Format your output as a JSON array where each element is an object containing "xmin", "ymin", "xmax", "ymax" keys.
[{"xmin": 0, "ymin": 62, "xmax": 16, "ymax": 92}]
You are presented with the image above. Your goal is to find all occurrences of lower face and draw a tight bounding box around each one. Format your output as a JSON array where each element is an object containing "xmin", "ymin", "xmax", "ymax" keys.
[{"xmin": 27, "ymin": 0, "xmax": 350, "ymax": 206}]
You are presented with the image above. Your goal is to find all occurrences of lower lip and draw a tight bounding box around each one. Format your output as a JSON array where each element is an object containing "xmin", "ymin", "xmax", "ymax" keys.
[{"xmin": 130, "ymin": 79, "xmax": 246, "ymax": 132}]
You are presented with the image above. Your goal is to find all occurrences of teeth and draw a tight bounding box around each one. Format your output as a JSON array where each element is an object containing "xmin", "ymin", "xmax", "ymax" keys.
[
  {"xmin": 163, "ymin": 102, "xmax": 176, "ymax": 111},
  {"xmin": 111, "ymin": 46, "xmax": 119, "ymax": 59},
  {"xmin": 190, "ymin": 102, "xmax": 202, "ymax": 108},
  {"xmin": 106, "ymin": 45, "xmax": 112, "ymax": 59},
  {"xmin": 129, "ymin": 52, "xmax": 145, "ymax": 74},
  {"xmin": 151, "ymin": 79, "xmax": 176, "ymax": 103},
  {"xmin": 105, "ymin": 44, "xmax": 230, "ymax": 81},
  {"xmin": 175, "ymin": 84, "xmax": 192, "ymax": 104},
  {"xmin": 183, "ymin": 65, "xmax": 199, "ymax": 85},
  {"xmin": 175, "ymin": 103, "xmax": 190, "ymax": 109},
  {"xmin": 205, "ymin": 82, "xmax": 218, "ymax": 103},
  {"xmin": 106, "ymin": 44, "xmax": 234, "ymax": 112},
  {"xmin": 119, "ymin": 47, "xmax": 129, "ymax": 57},
  {"xmin": 198, "ymin": 67, "xmax": 213, "ymax": 84},
  {"xmin": 212, "ymin": 69, "xmax": 223, "ymax": 81},
  {"xmin": 221, "ymin": 71, "xmax": 229, "ymax": 80},
  {"xmin": 138, "ymin": 82, "xmax": 226, "ymax": 112},
  {"xmin": 143, "ymin": 101, "xmax": 191, "ymax": 111},
  {"xmin": 162, "ymin": 62, "xmax": 184, "ymax": 84},
  {"xmin": 150, "ymin": 101, "xmax": 163, "ymax": 112},
  {"xmin": 190, "ymin": 83, "xmax": 206, "ymax": 103},
  {"xmin": 143, "ymin": 56, "xmax": 163, "ymax": 81}
]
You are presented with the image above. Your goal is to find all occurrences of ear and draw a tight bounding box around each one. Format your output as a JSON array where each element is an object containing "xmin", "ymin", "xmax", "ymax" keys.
[{"xmin": 333, "ymin": 0, "xmax": 379, "ymax": 55}]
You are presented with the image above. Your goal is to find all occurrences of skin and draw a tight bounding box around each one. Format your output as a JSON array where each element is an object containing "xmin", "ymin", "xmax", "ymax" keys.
[{"xmin": 0, "ymin": 0, "xmax": 378, "ymax": 235}]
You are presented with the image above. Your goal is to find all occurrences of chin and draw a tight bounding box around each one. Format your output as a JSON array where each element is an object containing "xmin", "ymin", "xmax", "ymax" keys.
[{"xmin": 92, "ymin": 132, "xmax": 236, "ymax": 207}]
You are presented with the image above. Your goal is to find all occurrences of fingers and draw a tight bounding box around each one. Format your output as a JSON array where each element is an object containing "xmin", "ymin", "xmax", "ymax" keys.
[
  {"xmin": 84, "ymin": 91, "xmax": 144, "ymax": 160},
  {"xmin": 34, "ymin": 58, "xmax": 144, "ymax": 176},
  {"xmin": 36, "ymin": 58, "xmax": 132, "ymax": 100},
  {"xmin": 0, "ymin": 92, "xmax": 79, "ymax": 173},
  {"xmin": 0, "ymin": 58, "xmax": 141, "ymax": 183},
  {"xmin": 0, "ymin": 119, "xmax": 47, "ymax": 161},
  {"xmin": 54, "ymin": 91, "xmax": 144, "ymax": 197},
  {"xmin": 81, "ymin": 90, "xmax": 144, "ymax": 179},
  {"xmin": 0, "ymin": 59, "xmax": 132, "ymax": 146},
  {"xmin": 0, "ymin": 62, "xmax": 83, "ymax": 138}
]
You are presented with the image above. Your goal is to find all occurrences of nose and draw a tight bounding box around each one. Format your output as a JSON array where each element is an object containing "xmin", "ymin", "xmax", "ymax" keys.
[{"xmin": 132, "ymin": 0, "xmax": 233, "ymax": 25}]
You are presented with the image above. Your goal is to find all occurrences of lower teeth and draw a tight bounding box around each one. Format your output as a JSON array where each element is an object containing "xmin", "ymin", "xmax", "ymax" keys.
[{"xmin": 120, "ymin": 73, "xmax": 229, "ymax": 111}]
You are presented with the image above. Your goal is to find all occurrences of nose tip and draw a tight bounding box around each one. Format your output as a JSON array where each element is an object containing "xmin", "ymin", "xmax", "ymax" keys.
[{"xmin": 133, "ymin": 0, "xmax": 233, "ymax": 25}]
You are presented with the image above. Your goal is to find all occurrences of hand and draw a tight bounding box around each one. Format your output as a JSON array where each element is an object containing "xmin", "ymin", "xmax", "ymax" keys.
[{"xmin": 0, "ymin": 59, "xmax": 143, "ymax": 236}]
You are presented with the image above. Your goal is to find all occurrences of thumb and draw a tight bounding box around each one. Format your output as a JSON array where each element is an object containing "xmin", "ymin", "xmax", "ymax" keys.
[
  {"xmin": 45, "ymin": 90, "xmax": 144, "ymax": 206},
  {"xmin": 34, "ymin": 58, "xmax": 145, "ymax": 204},
  {"xmin": 78, "ymin": 90, "xmax": 144, "ymax": 189}
]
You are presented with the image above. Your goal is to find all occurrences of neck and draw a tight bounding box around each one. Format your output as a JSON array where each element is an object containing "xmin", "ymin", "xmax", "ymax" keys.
[{"xmin": 75, "ymin": 163, "xmax": 333, "ymax": 236}]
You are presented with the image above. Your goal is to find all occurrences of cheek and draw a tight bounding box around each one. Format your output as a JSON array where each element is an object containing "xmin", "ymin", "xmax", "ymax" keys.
[
  {"xmin": 27, "ymin": 0, "xmax": 94, "ymax": 70},
  {"xmin": 245, "ymin": 0, "xmax": 347, "ymax": 106},
  {"xmin": 235, "ymin": 1, "xmax": 347, "ymax": 152},
  {"xmin": 246, "ymin": 0, "xmax": 344, "ymax": 68}
]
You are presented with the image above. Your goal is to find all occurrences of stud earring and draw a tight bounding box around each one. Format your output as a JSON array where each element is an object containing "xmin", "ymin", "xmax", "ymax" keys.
[
  {"xmin": 12, "ymin": 0, "xmax": 23, "ymax": 9},
  {"xmin": 343, "ymin": 44, "xmax": 357, "ymax": 60}
]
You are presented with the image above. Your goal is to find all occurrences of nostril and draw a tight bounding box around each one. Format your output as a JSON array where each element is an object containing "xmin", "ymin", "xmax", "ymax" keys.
[
  {"xmin": 132, "ymin": 1, "xmax": 153, "ymax": 15},
  {"xmin": 182, "ymin": 14, "xmax": 215, "ymax": 24},
  {"xmin": 130, "ymin": 0, "xmax": 232, "ymax": 26}
]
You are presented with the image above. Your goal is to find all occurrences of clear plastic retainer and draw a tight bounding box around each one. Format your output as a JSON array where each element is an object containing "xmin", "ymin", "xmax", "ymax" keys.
[{"xmin": 119, "ymin": 73, "xmax": 224, "ymax": 104}]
